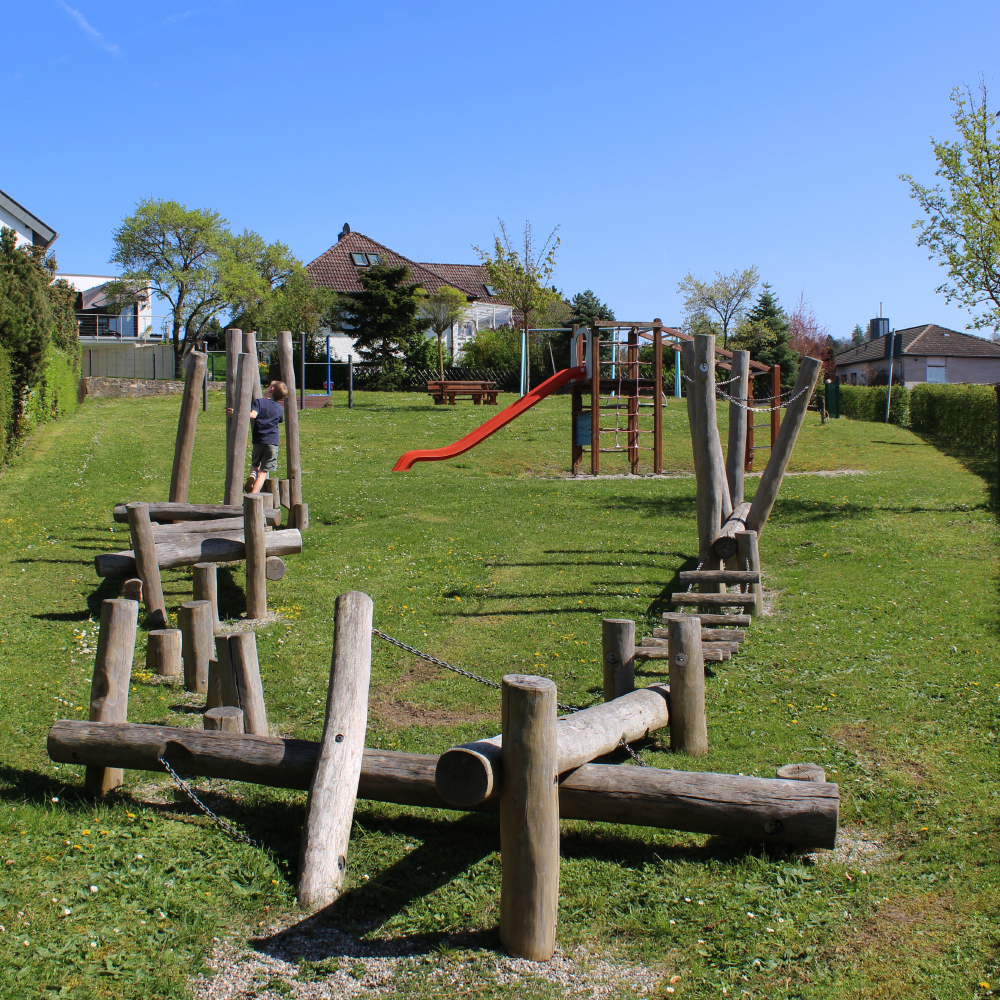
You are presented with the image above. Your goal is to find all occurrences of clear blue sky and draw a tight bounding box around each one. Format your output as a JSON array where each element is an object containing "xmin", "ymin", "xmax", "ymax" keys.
[{"xmin": 5, "ymin": 1, "xmax": 999, "ymax": 338}]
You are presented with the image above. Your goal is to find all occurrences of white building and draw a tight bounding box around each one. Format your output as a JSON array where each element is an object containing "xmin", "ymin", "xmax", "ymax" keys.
[{"xmin": 0, "ymin": 188, "xmax": 57, "ymax": 251}]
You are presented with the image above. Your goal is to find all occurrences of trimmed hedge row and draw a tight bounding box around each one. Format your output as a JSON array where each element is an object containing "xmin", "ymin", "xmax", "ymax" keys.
[
  {"xmin": 838, "ymin": 384, "xmax": 910, "ymax": 426},
  {"xmin": 910, "ymin": 383, "xmax": 996, "ymax": 455},
  {"xmin": 2, "ymin": 346, "xmax": 79, "ymax": 462}
]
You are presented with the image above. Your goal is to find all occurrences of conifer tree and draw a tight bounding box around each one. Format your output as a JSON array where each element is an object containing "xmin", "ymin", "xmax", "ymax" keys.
[
  {"xmin": 734, "ymin": 284, "xmax": 798, "ymax": 389},
  {"xmin": 341, "ymin": 264, "xmax": 425, "ymax": 368}
]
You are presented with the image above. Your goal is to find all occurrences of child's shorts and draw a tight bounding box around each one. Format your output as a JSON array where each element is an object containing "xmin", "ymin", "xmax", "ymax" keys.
[{"xmin": 251, "ymin": 442, "xmax": 279, "ymax": 473}]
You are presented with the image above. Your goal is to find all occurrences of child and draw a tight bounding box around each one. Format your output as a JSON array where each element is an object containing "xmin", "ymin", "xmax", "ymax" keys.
[{"xmin": 227, "ymin": 381, "xmax": 287, "ymax": 493}]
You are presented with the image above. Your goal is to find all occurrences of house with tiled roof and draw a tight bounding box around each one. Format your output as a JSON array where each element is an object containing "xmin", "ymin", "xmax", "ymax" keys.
[
  {"xmin": 306, "ymin": 226, "xmax": 514, "ymax": 359},
  {"xmin": 835, "ymin": 323, "xmax": 1000, "ymax": 386}
]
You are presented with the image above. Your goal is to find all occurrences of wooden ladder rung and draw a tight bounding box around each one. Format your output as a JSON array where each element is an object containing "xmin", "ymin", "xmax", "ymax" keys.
[
  {"xmin": 634, "ymin": 646, "xmax": 727, "ymax": 663},
  {"xmin": 641, "ymin": 636, "xmax": 740, "ymax": 653},
  {"xmin": 652, "ymin": 627, "xmax": 746, "ymax": 642},
  {"xmin": 679, "ymin": 569, "xmax": 760, "ymax": 584},
  {"xmin": 671, "ymin": 593, "xmax": 757, "ymax": 607},
  {"xmin": 662, "ymin": 612, "xmax": 751, "ymax": 627}
]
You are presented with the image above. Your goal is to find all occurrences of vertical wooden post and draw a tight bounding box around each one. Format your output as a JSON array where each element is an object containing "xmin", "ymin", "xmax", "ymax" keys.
[
  {"xmin": 571, "ymin": 385, "xmax": 583, "ymax": 475},
  {"xmin": 653, "ymin": 321, "xmax": 663, "ymax": 474},
  {"xmin": 262, "ymin": 479, "xmax": 281, "ymax": 525},
  {"xmin": 192, "ymin": 562, "xmax": 220, "ymax": 633},
  {"xmin": 243, "ymin": 493, "xmax": 267, "ymax": 620},
  {"xmin": 590, "ymin": 325, "xmax": 600, "ymax": 476},
  {"xmin": 126, "ymin": 503, "xmax": 166, "ymax": 629},
  {"xmin": 300, "ymin": 332, "xmax": 306, "ymax": 411},
  {"xmin": 770, "ymin": 363, "xmax": 781, "ymax": 446},
  {"xmin": 204, "ymin": 706, "xmax": 244, "ymax": 732},
  {"xmin": 499, "ymin": 674, "xmax": 559, "ymax": 962},
  {"xmin": 298, "ymin": 591, "xmax": 374, "ymax": 911},
  {"xmin": 121, "ymin": 578, "xmax": 142, "ymax": 603},
  {"xmin": 202, "ymin": 344, "xmax": 208, "ymax": 412},
  {"xmin": 667, "ymin": 616, "xmax": 708, "ymax": 756},
  {"xmin": 278, "ymin": 331, "xmax": 303, "ymax": 520},
  {"xmin": 228, "ymin": 631, "xmax": 268, "ymax": 735},
  {"xmin": 744, "ymin": 379, "xmax": 755, "ymax": 473},
  {"xmin": 601, "ymin": 619, "xmax": 635, "ymax": 702},
  {"xmin": 745, "ymin": 358, "xmax": 823, "ymax": 537},
  {"xmin": 627, "ymin": 326, "xmax": 640, "ymax": 474},
  {"xmin": 84, "ymin": 599, "xmax": 139, "ymax": 795},
  {"xmin": 278, "ymin": 479, "xmax": 291, "ymax": 510},
  {"xmin": 726, "ymin": 350, "xmax": 750, "ymax": 506},
  {"xmin": 224, "ymin": 353, "xmax": 254, "ymax": 506},
  {"xmin": 169, "ymin": 351, "xmax": 207, "ymax": 503},
  {"xmin": 995, "ymin": 385, "xmax": 1000, "ymax": 490},
  {"xmin": 225, "ymin": 328, "xmax": 241, "ymax": 453},
  {"xmin": 292, "ymin": 502, "xmax": 309, "ymax": 531},
  {"xmin": 179, "ymin": 600, "xmax": 213, "ymax": 694},
  {"xmin": 209, "ymin": 633, "xmax": 240, "ymax": 709},
  {"xmin": 734, "ymin": 530, "xmax": 762, "ymax": 617},
  {"xmin": 146, "ymin": 629, "xmax": 181, "ymax": 677},
  {"xmin": 243, "ymin": 329, "xmax": 262, "ymax": 401}
]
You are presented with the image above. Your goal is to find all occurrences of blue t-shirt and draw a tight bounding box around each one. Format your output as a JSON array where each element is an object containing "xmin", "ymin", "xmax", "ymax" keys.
[{"xmin": 251, "ymin": 397, "xmax": 284, "ymax": 445}]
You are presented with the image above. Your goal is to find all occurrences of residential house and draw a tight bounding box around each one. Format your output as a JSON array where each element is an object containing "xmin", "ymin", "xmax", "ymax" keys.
[
  {"xmin": 305, "ymin": 225, "xmax": 514, "ymax": 360},
  {"xmin": 835, "ymin": 322, "xmax": 1000, "ymax": 387},
  {"xmin": 0, "ymin": 187, "xmax": 57, "ymax": 251}
]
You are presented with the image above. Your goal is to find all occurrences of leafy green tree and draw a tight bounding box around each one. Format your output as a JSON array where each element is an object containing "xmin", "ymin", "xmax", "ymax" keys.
[
  {"xmin": 732, "ymin": 284, "xmax": 798, "ymax": 388},
  {"xmin": 0, "ymin": 228, "xmax": 52, "ymax": 397},
  {"xmin": 569, "ymin": 289, "xmax": 615, "ymax": 328},
  {"xmin": 47, "ymin": 278, "xmax": 80, "ymax": 363},
  {"xmin": 678, "ymin": 266, "xmax": 759, "ymax": 349},
  {"xmin": 234, "ymin": 265, "xmax": 338, "ymax": 341},
  {"xmin": 339, "ymin": 264, "xmax": 426, "ymax": 369},
  {"xmin": 851, "ymin": 323, "xmax": 866, "ymax": 346},
  {"xmin": 460, "ymin": 324, "xmax": 523, "ymax": 369},
  {"xmin": 901, "ymin": 82, "xmax": 1000, "ymax": 334},
  {"xmin": 419, "ymin": 285, "xmax": 467, "ymax": 378}
]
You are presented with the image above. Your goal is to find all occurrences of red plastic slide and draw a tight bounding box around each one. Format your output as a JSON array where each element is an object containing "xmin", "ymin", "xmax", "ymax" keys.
[{"xmin": 392, "ymin": 366, "xmax": 586, "ymax": 471}]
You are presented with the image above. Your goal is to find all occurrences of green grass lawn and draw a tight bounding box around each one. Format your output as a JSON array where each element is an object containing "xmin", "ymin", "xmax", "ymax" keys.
[{"xmin": 1, "ymin": 389, "xmax": 998, "ymax": 999}]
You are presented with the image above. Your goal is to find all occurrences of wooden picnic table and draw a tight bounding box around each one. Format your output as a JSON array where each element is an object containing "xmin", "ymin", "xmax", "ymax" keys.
[{"xmin": 426, "ymin": 380, "xmax": 503, "ymax": 405}]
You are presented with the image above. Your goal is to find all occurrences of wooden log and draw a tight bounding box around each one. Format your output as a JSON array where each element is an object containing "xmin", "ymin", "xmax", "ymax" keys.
[
  {"xmin": 113, "ymin": 502, "xmax": 280, "ymax": 525},
  {"xmin": 153, "ymin": 517, "xmax": 253, "ymax": 536},
  {"xmin": 121, "ymin": 578, "xmax": 142, "ymax": 602},
  {"xmin": 265, "ymin": 556, "xmax": 286, "ymax": 581},
  {"xmin": 777, "ymin": 763, "xmax": 826, "ymax": 782},
  {"xmin": 499, "ymin": 675, "xmax": 559, "ymax": 961},
  {"xmin": 652, "ymin": 628, "xmax": 746, "ymax": 642},
  {"xmin": 734, "ymin": 530, "xmax": 763, "ymax": 617},
  {"xmin": 293, "ymin": 502, "xmax": 309, "ymax": 532},
  {"xmin": 671, "ymin": 592, "xmax": 756, "ymax": 607},
  {"xmin": 682, "ymin": 340, "xmax": 699, "ymax": 483},
  {"xmin": 243, "ymin": 329, "xmax": 262, "ymax": 401},
  {"xmin": 179, "ymin": 600, "xmax": 213, "ymax": 695},
  {"xmin": 168, "ymin": 351, "xmax": 207, "ymax": 504},
  {"xmin": 225, "ymin": 353, "xmax": 254, "ymax": 506},
  {"xmin": 745, "ymin": 357, "xmax": 823, "ymax": 537},
  {"xmin": 278, "ymin": 479, "xmax": 291, "ymax": 509},
  {"xmin": 94, "ymin": 528, "xmax": 303, "ymax": 577},
  {"xmin": 434, "ymin": 683, "xmax": 670, "ymax": 808},
  {"xmin": 192, "ymin": 562, "xmax": 221, "ymax": 633},
  {"xmin": 243, "ymin": 493, "xmax": 267, "ymax": 620},
  {"xmin": 726, "ymin": 350, "xmax": 750, "ymax": 506},
  {"xmin": 667, "ymin": 617, "xmax": 708, "ymax": 756},
  {"xmin": 298, "ymin": 591, "xmax": 374, "ymax": 911},
  {"xmin": 262, "ymin": 480, "xmax": 282, "ymax": 524},
  {"xmin": 679, "ymin": 568, "xmax": 759, "ymax": 585},
  {"xmin": 204, "ymin": 706, "xmax": 244, "ymax": 732},
  {"xmin": 228, "ymin": 632, "xmax": 268, "ymax": 735},
  {"xmin": 641, "ymin": 637, "xmax": 740, "ymax": 653},
  {"xmin": 662, "ymin": 612, "xmax": 750, "ymax": 627},
  {"xmin": 601, "ymin": 618, "xmax": 635, "ymax": 702},
  {"xmin": 48, "ymin": 721, "xmax": 840, "ymax": 848},
  {"xmin": 711, "ymin": 500, "xmax": 752, "ymax": 560},
  {"xmin": 146, "ymin": 629, "xmax": 181, "ymax": 677},
  {"xmin": 278, "ymin": 331, "xmax": 303, "ymax": 513},
  {"xmin": 83, "ymin": 600, "xmax": 139, "ymax": 795},
  {"xmin": 635, "ymin": 646, "xmax": 726, "ymax": 663},
  {"xmin": 126, "ymin": 503, "xmax": 166, "ymax": 628},
  {"xmin": 208, "ymin": 634, "xmax": 240, "ymax": 710}
]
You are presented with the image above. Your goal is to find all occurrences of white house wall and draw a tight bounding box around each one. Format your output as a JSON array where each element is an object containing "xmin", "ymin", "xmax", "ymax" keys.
[{"xmin": 0, "ymin": 205, "xmax": 37, "ymax": 248}]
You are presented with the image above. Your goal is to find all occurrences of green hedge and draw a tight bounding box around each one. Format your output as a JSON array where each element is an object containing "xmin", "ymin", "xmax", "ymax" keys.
[
  {"xmin": 838, "ymin": 384, "xmax": 910, "ymax": 426},
  {"xmin": 22, "ymin": 346, "xmax": 79, "ymax": 429},
  {"xmin": 910, "ymin": 383, "xmax": 996, "ymax": 455},
  {"xmin": 0, "ymin": 345, "xmax": 12, "ymax": 455}
]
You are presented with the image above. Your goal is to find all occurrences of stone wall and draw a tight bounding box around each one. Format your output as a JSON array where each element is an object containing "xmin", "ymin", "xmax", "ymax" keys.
[{"xmin": 80, "ymin": 376, "xmax": 226, "ymax": 399}]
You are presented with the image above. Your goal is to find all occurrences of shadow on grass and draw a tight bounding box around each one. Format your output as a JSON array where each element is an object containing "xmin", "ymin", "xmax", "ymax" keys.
[{"xmin": 908, "ymin": 430, "xmax": 998, "ymax": 503}]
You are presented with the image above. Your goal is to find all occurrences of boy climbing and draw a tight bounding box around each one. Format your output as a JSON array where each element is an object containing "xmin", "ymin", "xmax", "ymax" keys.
[{"xmin": 227, "ymin": 380, "xmax": 287, "ymax": 493}]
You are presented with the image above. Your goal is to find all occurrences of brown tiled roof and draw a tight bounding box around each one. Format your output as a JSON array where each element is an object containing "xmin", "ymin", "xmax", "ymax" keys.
[
  {"xmin": 416, "ymin": 262, "xmax": 508, "ymax": 305},
  {"xmin": 834, "ymin": 324, "xmax": 1000, "ymax": 364}
]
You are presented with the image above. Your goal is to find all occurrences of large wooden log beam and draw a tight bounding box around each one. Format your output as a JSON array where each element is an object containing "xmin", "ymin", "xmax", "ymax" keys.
[
  {"xmin": 94, "ymin": 528, "xmax": 302, "ymax": 578},
  {"xmin": 113, "ymin": 502, "xmax": 280, "ymax": 525},
  {"xmin": 46, "ymin": 720, "xmax": 839, "ymax": 848},
  {"xmin": 169, "ymin": 351, "xmax": 208, "ymax": 504},
  {"xmin": 711, "ymin": 500, "xmax": 752, "ymax": 561},
  {"xmin": 725, "ymin": 350, "xmax": 750, "ymax": 506},
  {"xmin": 434, "ymin": 684, "xmax": 669, "ymax": 809}
]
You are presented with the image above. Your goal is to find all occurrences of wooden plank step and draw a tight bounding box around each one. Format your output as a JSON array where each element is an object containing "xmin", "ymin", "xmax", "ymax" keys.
[
  {"xmin": 640, "ymin": 637, "xmax": 740, "ymax": 654},
  {"xmin": 671, "ymin": 593, "xmax": 756, "ymax": 607},
  {"xmin": 633, "ymin": 646, "xmax": 727, "ymax": 663},
  {"xmin": 679, "ymin": 569, "xmax": 760, "ymax": 584},
  {"xmin": 662, "ymin": 612, "xmax": 751, "ymax": 627},
  {"xmin": 653, "ymin": 627, "xmax": 746, "ymax": 642}
]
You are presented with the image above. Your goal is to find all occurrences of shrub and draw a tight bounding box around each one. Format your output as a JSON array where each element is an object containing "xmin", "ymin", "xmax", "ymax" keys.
[
  {"xmin": 910, "ymin": 383, "xmax": 996, "ymax": 454},
  {"xmin": 22, "ymin": 346, "xmax": 79, "ymax": 434},
  {"xmin": 0, "ymin": 345, "xmax": 12, "ymax": 459},
  {"xmin": 839, "ymin": 384, "xmax": 909, "ymax": 426}
]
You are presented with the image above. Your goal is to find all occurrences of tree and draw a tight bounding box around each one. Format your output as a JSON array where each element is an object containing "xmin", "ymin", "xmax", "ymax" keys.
[
  {"xmin": 569, "ymin": 289, "xmax": 615, "ymax": 329},
  {"xmin": 419, "ymin": 285, "xmax": 467, "ymax": 378},
  {"xmin": 902, "ymin": 81, "xmax": 1000, "ymax": 335},
  {"xmin": 234, "ymin": 265, "xmax": 339, "ymax": 342},
  {"xmin": 339, "ymin": 264, "xmax": 426, "ymax": 369},
  {"xmin": 851, "ymin": 323, "xmax": 866, "ymax": 346},
  {"xmin": 787, "ymin": 294, "xmax": 827, "ymax": 359},
  {"xmin": 731, "ymin": 283, "xmax": 798, "ymax": 388},
  {"xmin": 461, "ymin": 324, "xmax": 527, "ymax": 369},
  {"xmin": 677, "ymin": 266, "xmax": 759, "ymax": 349},
  {"xmin": 474, "ymin": 219, "xmax": 560, "ymax": 391}
]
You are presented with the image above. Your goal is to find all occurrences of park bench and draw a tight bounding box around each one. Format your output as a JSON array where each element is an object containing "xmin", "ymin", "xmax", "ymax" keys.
[{"xmin": 426, "ymin": 380, "xmax": 503, "ymax": 405}]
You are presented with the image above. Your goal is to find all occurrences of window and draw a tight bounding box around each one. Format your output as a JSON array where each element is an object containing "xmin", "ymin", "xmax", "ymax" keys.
[
  {"xmin": 850, "ymin": 372, "xmax": 857, "ymax": 385},
  {"xmin": 484, "ymin": 284, "xmax": 496, "ymax": 296},
  {"xmin": 366, "ymin": 253, "xmax": 381, "ymax": 265},
  {"xmin": 350, "ymin": 253, "xmax": 368, "ymax": 266},
  {"xmin": 926, "ymin": 365, "xmax": 946, "ymax": 383}
]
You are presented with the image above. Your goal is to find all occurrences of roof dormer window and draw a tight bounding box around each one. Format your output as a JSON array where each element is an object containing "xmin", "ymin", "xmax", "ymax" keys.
[
  {"xmin": 485, "ymin": 284, "xmax": 497, "ymax": 296},
  {"xmin": 367, "ymin": 253, "xmax": 381, "ymax": 265},
  {"xmin": 350, "ymin": 253, "xmax": 367, "ymax": 266}
]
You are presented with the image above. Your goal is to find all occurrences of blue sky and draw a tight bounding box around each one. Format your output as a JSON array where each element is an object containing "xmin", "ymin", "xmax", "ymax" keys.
[{"xmin": 4, "ymin": 1, "xmax": 999, "ymax": 338}]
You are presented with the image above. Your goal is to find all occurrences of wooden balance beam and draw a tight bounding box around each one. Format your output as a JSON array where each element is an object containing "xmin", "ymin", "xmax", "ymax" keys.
[
  {"xmin": 47, "ymin": 720, "xmax": 839, "ymax": 849},
  {"xmin": 112, "ymin": 502, "xmax": 281, "ymax": 525}
]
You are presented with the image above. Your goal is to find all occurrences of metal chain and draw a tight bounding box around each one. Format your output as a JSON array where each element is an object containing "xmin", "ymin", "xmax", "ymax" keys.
[
  {"xmin": 157, "ymin": 755, "xmax": 263, "ymax": 848},
  {"xmin": 715, "ymin": 382, "xmax": 811, "ymax": 411},
  {"xmin": 618, "ymin": 737, "xmax": 648, "ymax": 766}
]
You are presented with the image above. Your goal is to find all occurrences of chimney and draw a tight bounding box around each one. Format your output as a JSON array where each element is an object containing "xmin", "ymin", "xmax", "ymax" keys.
[
  {"xmin": 868, "ymin": 317, "xmax": 889, "ymax": 342},
  {"xmin": 338, "ymin": 223, "xmax": 351, "ymax": 242}
]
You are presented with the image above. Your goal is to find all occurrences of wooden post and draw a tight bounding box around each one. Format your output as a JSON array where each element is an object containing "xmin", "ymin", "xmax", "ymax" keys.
[
  {"xmin": 224, "ymin": 353, "xmax": 254, "ymax": 506},
  {"xmin": 179, "ymin": 600, "xmax": 213, "ymax": 694},
  {"xmin": 627, "ymin": 326, "xmax": 640, "ymax": 474},
  {"xmin": 126, "ymin": 502, "xmax": 166, "ymax": 628},
  {"xmin": 209, "ymin": 633, "xmax": 240, "ymax": 709},
  {"xmin": 204, "ymin": 706, "xmax": 244, "ymax": 732},
  {"xmin": 169, "ymin": 351, "xmax": 207, "ymax": 504},
  {"xmin": 734, "ymin": 530, "xmax": 762, "ymax": 617},
  {"xmin": 228, "ymin": 631, "xmax": 268, "ymax": 735},
  {"xmin": 84, "ymin": 599, "xmax": 138, "ymax": 795},
  {"xmin": 682, "ymin": 341, "xmax": 699, "ymax": 482},
  {"xmin": 601, "ymin": 618, "xmax": 635, "ymax": 702},
  {"xmin": 996, "ymin": 385, "xmax": 1000, "ymax": 489},
  {"xmin": 243, "ymin": 329, "xmax": 262, "ymax": 401},
  {"xmin": 777, "ymin": 763, "xmax": 826, "ymax": 782},
  {"xmin": 298, "ymin": 591, "xmax": 374, "ymax": 911},
  {"xmin": 499, "ymin": 674, "xmax": 559, "ymax": 962},
  {"xmin": 712, "ymin": 501, "xmax": 751, "ymax": 561},
  {"xmin": 770, "ymin": 363, "xmax": 781, "ymax": 446},
  {"xmin": 744, "ymin": 379, "xmax": 755, "ymax": 472},
  {"xmin": 225, "ymin": 329, "xmax": 241, "ymax": 456},
  {"xmin": 590, "ymin": 325, "xmax": 600, "ymax": 476},
  {"xmin": 726, "ymin": 350, "xmax": 750, "ymax": 506},
  {"xmin": 146, "ymin": 629, "xmax": 181, "ymax": 677},
  {"xmin": 243, "ymin": 493, "xmax": 267, "ymax": 620},
  {"xmin": 278, "ymin": 331, "xmax": 303, "ymax": 518},
  {"xmin": 745, "ymin": 357, "xmax": 823, "ymax": 537},
  {"xmin": 653, "ymin": 321, "xmax": 663, "ymax": 474},
  {"xmin": 202, "ymin": 344, "xmax": 208, "ymax": 412},
  {"xmin": 192, "ymin": 562, "xmax": 220, "ymax": 633},
  {"xmin": 121, "ymin": 578, "xmax": 142, "ymax": 603},
  {"xmin": 292, "ymin": 502, "xmax": 309, "ymax": 532},
  {"xmin": 667, "ymin": 617, "xmax": 708, "ymax": 757},
  {"xmin": 278, "ymin": 479, "xmax": 291, "ymax": 509},
  {"xmin": 262, "ymin": 479, "xmax": 281, "ymax": 525}
]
